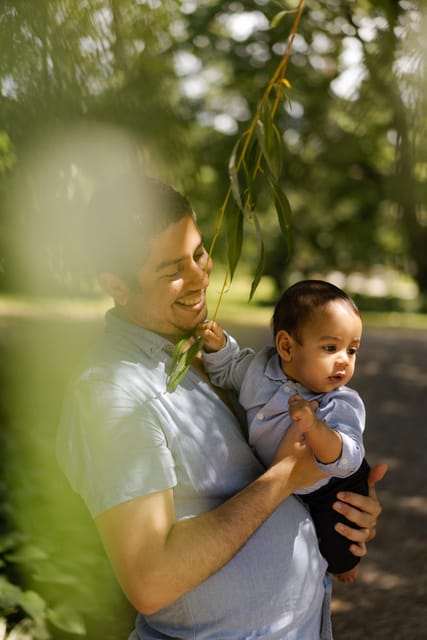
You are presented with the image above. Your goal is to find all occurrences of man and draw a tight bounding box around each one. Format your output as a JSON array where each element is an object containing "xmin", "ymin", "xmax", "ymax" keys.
[{"xmin": 57, "ymin": 176, "xmax": 386, "ymax": 639}]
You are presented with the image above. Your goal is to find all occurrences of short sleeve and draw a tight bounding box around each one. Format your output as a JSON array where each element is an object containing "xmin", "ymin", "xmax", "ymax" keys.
[{"xmin": 57, "ymin": 377, "xmax": 177, "ymax": 517}]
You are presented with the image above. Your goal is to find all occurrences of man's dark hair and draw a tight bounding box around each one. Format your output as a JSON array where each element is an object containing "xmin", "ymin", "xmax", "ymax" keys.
[
  {"xmin": 87, "ymin": 175, "xmax": 195, "ymax": 285},
  {"xmin": 272, "ymin": 280, "xmax": 360, "ymax": 341}
]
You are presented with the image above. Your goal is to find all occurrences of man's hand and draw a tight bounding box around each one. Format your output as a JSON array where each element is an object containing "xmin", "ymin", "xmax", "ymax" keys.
[
  {"xmin": 333, "ymin": 462, "xmax": 388, "ymax": 557},
  {"xmin": 271, "ymin": 422, "xmax": 327, "ymax": 492},
  {"xmin": 288, "ymin": 394, "xmax": 319, "ymax": 434}
]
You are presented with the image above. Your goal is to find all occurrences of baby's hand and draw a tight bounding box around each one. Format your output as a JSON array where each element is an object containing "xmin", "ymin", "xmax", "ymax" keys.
[
  {"xmin": 288, "ymin": 394, "xmax": 319, "ymax": 434},
  {"xmin": 195, "ymin": 320, "xmax": 227, "ymax": 353}
]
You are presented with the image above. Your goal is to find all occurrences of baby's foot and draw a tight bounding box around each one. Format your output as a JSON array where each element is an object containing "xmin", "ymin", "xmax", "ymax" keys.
[{"xmin": 334, "ymin": 564, "xmax": 359, "ymax": 583}]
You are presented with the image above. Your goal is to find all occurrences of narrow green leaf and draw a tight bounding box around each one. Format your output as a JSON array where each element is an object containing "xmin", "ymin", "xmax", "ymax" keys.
[
  {"xmin": 266, "ymin": 177, "xmax": 293, "ymax": 254},
  {"xmin": 256, "ymin": 105, "xmax": 284, "ymax": 181},
  {"xmin": 181, "ymin": 339, "xmax": 203, "ymax": 367},
  {"xmin": 228, "ymin": 136, "xmax": 244, "ymax": 211},
  {"xmin": 168, "ymin": 336, "xmax": 191, "ymax": 374},
  {"xmin": 248, "ymin": 212, "xmax": 266, "ymax": 301},
  {"xmin": 166, "ymin": 337, "xmax": 204, "ymax": 392},
  {"xmin": 271, "ymin": 124, "xmax": 284, "ymax": 179},
  {"xmin": 166, "ymin": 351, "xmax": 189, "ymax": 392},
  {"xmin": 226, "ymin": 204, "xmax": 244, "ymax": 281},
  {"xmin": 0, "ymin": 575, "xmax": 23, "ymax": 609},
  {"xmin": 255, "ymin": 119, "xmax": 267, "ymax": 156},
  {"xmin": 31, "ymin": 565, "xmax": 79, "ymax": 585},
  {"xmin": 5, "ymin": 545, "xmax": 48, "ymax": 565},
  {"xmin": 241, "ymin": 158, "xmax": 256, "ymax": 209},
  {"xmin": 0, "ymin": 532, "xmax": 24, "ymax": 555},
  {"xmin": 20, "ymin": 590, "xmax": 46, "ymax": 620},
  {"xmin": 271, "ymin": 10, "xmax": 292, "ymax": 29},
  {"xmin": 47, "ymin": 603, "xmax": 86, "ymax": 635}
]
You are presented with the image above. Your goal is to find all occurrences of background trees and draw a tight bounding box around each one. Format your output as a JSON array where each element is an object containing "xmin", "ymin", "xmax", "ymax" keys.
[
  {"xmin": 0, "ymin": 2, "xmax": 426, "ymax": 637},
  {"xmin": 0, "ymin": 0, "xmax": 425, "ymax": 304}
]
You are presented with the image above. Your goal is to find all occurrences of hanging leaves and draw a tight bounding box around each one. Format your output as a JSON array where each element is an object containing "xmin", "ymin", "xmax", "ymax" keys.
[
  {"xmin": 209, "ymin": 0, "xmax": 305, "ymax": 303},
  {"xmin": 166, "ymin": 336, "xmax": 205, "ymax": 393},
  {"xmin": 248, "ymin": 211, "xmax": 266, "ymax": 302},
  {"xmin": 166, "ymin": 0, "xmax": 305, "ymax": 392},
  {"xmin": 255, "ymin": 103, "xmax": 284, "ymax": 182},
  {"xmin": 226, "ymin": 205, "xmax": 244, "ymax": 282},
  {"xmin": 265, "ymin": 174, "xmax": 293, "ymax": 256}
]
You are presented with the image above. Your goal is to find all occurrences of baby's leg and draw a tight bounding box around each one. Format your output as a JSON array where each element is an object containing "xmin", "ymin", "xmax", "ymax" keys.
[
  {"xmin": 334, "ymin": 564, "xmax": 359, "ymax": 583},
  {"xmin": 301, "ymin": 459, "xmax": 370, "ymax": 578}
]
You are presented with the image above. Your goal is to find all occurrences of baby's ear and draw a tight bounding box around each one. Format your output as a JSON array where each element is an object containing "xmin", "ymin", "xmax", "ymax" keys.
[{"xmin": 276, "ymin": 330, "xmax": 293, "ymax": 361}]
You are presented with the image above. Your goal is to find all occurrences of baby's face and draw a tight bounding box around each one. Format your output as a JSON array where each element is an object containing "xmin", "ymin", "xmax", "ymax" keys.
[{"xmin": 281, "ymin": 300, "xmax": 362, "ymax": 394}]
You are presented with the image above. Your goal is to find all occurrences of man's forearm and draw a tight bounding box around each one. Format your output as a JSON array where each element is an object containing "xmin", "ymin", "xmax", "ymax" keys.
[
  {"xmin": 141, "ymin": 465, "xmax": 291, "ymax": 611},
  {"xmin": 98, "ymin": 444, "xmax": 323, "ymax": 616}
]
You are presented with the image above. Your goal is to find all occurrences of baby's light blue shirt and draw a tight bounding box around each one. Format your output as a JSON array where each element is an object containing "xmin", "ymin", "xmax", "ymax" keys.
[{"xmin": 203, "ymin": 335, "xmax": 366, "ymax": 494}]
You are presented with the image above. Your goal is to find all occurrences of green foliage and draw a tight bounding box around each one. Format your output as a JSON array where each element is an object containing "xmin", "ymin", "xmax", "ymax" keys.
[
  {"xmin": 167, "ymin": 1, "xmax": 303, "ymax": 391},
  {"xmin": 0, "ymin": 0, "xmax": 426, "ymax": 632},
  {"xmin": 0, "ymin": 133, "xmax": 15, "ymax": 174},
  {"xmin": 0, "ymin": 567, "xmax": 82, "ymax": 639},
  {"xmin": 0, "ymin": 316, "xmax": 134, "ymax": 638},
  {"xmin": 166, "ymin": 335, "xmax": 206, "ymax": 392},
  {"xmin": 1, "ymin": 0, "xmax": 425, "ymax": 296}
]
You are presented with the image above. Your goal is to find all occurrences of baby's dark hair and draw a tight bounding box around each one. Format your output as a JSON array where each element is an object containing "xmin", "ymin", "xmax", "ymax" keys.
[
  {"xmin": 86, "ymin": 175, "xmax": 195, "ymax": 285},
  {"xmin": 272, "ymin": 280, "xmax": 360, "ymax": 341}
]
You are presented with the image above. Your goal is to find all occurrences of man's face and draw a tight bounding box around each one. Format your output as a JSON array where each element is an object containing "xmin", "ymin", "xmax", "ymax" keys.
[{"xmin": 118, "ymin": 215, "xmax": 212, "ymax": 342}]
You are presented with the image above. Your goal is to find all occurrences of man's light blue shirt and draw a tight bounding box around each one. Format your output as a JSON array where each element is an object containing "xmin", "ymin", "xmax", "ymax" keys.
[{"xmin": 57, "ymin": 311, "xmax": 331, "ymax": 640}]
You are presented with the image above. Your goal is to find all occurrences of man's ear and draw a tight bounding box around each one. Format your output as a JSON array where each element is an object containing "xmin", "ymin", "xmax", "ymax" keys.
[
  {"xmin": 97, "ymin": 272, "xmax": 129, "ymax": 306},
  {"xmin": 276, "ymin": 330, "xmax": 294, "ymax": 361}
]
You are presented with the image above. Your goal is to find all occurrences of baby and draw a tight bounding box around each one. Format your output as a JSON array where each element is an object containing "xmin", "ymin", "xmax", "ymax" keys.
[{"xmin": 198, "ymin": 279, "xmax": 370, "ymax": 582}]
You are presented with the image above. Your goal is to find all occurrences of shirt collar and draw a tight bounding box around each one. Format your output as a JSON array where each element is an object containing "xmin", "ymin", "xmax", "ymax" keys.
[
  {"xmin": 264, "ymin": 349, "xmax": 286, "ymax": 381},
  {"xmin": 264, "ymin": 348, "xmax": 320, "ymax": 398},
  {"xmin": 104, "ymin": 308, "xmax": 173, "ymax": 359}
]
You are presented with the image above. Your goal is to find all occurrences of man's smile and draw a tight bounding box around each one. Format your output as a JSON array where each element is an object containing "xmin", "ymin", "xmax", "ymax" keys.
[{"xmin": 175, "ymin": 291, "xmax": 206, "ymax": 308}]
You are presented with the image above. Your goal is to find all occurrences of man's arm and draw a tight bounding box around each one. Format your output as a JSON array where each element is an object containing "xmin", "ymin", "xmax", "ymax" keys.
[
  {"xmin": 95, "ymin": 425, "xmax": 323, "ymax": 616},
  {"xmin": 288, "ymin": 394, "xmax": 343, "ymax": 463}
]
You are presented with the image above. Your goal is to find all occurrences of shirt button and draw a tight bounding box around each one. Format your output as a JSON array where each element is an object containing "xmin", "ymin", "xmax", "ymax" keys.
[
  {"xmin": 165, "ymin": 345, "xmax": 174, "ymax": 352},
  {"xmin": 256, "ymin": 412, "xmax": 264, "ymax": 420},
  {"xmin": 284, "ymin": 385, "xmax": 292, "ymax": 392},
  {"xmin": 341, "ymin": 457, "xmax": 348, "ymax": 466}
]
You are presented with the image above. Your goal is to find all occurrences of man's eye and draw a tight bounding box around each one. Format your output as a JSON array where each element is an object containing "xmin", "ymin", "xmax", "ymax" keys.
[
  {"xmin": 195, "ymin": 249, "xmax": 208, "ymax": 265},
  {"xmin": 163, "ymin": 265, "xmax": 182, "ymax": 278}
]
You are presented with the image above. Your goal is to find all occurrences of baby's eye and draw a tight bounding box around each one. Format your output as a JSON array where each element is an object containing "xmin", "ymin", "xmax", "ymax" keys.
[
  {"xmin": 347, "ymin": 347, "xmax": 358, "ymax": 356},
  {"xmin": 323, "ymin": 345, "xmax": 336, "ymax": 353}
]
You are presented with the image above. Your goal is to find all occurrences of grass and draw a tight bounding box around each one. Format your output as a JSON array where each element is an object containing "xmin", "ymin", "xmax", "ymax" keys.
[
  {"xmin": 207, "ymin": 272, "xmax": 427, "ymax": 331},
  {"xmin": 0, "ymin": 271, "xmax": 426, "ymax": 331}
]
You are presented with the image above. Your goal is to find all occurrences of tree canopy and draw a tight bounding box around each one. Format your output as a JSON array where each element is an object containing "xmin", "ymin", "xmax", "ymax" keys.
[
  {"xmin": 1, "ymin": 2, "xmax": 426, "ymax": 637},
  {"xmin": 0, "ymin": 0, "xmax": 426, "ymax": 303}
]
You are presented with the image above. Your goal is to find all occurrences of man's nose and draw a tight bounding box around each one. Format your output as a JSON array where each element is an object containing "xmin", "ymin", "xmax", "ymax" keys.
[{"xmin": 188, "ymin": 259, "xmax": 210, "ymax": 285}]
